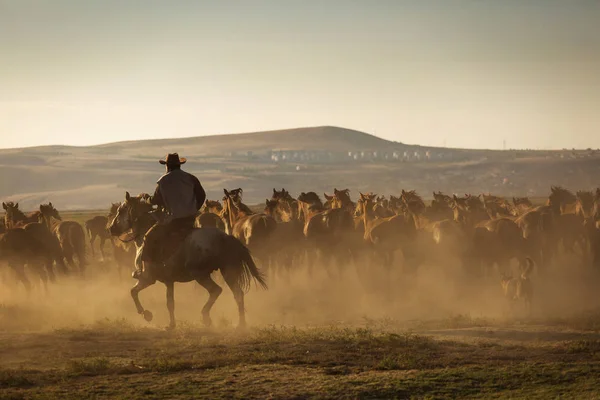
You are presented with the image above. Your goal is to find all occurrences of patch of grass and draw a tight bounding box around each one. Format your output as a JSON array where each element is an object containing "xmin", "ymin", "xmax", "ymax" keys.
[
  {"xmin": 566, "ymin": 339, "xmax": 600, "ymax": 355},
  {"xmin": 0, "ymin": 369, "xmax": 35, "ymax": 388},
  {"xmin": 142, "ymin": 357, "xmax": 195, "ymax": 373},
  {"xmin": 67, "ymin": 358, "xmax": 113, "ymax": 376}
]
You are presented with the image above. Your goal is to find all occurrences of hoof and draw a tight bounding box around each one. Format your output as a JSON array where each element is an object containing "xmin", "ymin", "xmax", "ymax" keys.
[
  {"xmin": 202, "ymin": 316, "xmax": 212, "ymax": 327},
  {"xmin": 142, "ymin": 310, "xmax": 153, "ymax": 322},
  {"xmin": 165, "ymin": 324, "xmax": 175, "ymax": 331}
]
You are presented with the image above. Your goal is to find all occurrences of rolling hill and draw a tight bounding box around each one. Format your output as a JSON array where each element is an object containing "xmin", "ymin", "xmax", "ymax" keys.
[{"xmin": 0, "ymin": 126, "xmax": 598, "ymax": 210}]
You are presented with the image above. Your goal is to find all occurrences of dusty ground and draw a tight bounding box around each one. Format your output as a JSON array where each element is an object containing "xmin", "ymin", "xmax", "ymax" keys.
[
  {"xmin": 2, "ymin": 212, "xmax": 600, "ymax": 399},
  {"xmin": 2, "ymin": 256, "xmax": 600, "ymax": 399}
]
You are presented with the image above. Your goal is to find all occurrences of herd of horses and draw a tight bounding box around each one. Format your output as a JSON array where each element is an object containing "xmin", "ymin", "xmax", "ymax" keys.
[{"xmin": 1, "ymin": 185, "xmax": 600, "ymax": 328}]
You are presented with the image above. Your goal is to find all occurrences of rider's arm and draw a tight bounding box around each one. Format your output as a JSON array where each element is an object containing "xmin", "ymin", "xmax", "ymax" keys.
[
  {"xmin": 192, "ymin": 177, "xmax": 206, "ymax": 210},
  {"xmin": 150, "ymin": 184, "xmax": 164, "ymax": 208}
]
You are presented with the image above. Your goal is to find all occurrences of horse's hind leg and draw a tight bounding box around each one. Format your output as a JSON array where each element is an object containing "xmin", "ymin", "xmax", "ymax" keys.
[
  {"xmin": 89, "ymin": 234, "xmax": 96, "ymax": 257},
  {"xmin": 196, "ymin": 276, "xmax": 223, "ymax": 327},
  {"xmin": 221, "ymin": 269, "xmax": 246, "ymax": 328},
  {"xmin": 99, "ymin": 237, "xmax": 106, "ymax": 263},
  {"xmin": 165, "ymin": 281, "xmax": 176, "ymax": 330},
  {"xmin": 44, "ymin": 258, "xmax": 57, "ymax": 283}
]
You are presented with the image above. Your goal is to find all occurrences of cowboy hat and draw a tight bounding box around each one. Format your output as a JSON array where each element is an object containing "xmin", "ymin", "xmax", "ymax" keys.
[{"xmin": 159, "ymin": 153, "xmax": 187, "ymax": 165}]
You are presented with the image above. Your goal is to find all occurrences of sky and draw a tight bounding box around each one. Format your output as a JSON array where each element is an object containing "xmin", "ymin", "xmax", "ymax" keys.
[{"xmin": 1, "ymin": 0, "xmax": 599, "ymax": 150}]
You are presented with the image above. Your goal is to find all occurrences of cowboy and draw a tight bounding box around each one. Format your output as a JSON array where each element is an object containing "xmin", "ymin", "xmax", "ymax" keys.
[{"xmin": 134, "ymin": 153, "xmax": 206, "ymax": 280}]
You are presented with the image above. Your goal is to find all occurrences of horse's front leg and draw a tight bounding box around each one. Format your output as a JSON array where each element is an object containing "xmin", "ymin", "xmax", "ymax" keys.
[
  {"xmin": 131, "ymin": 279, "xmax": 155, "ymax": 322},
  {"xmin": 165, "ymin": 281, "xmax": 176, "ymax": 330}
]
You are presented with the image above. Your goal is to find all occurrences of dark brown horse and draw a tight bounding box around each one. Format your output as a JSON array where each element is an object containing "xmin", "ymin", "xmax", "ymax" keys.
[
  {"xmin": 108, "ymin": 191, "xmax": 267, "ymax": 329},
  {"xmin": 39, "ymin": 203, "xmax": 87, "ymax": 275},
  {"xmin": 85, "ymin": 215, "xmax": 110, "ymax": 260},
  {"xmin": 3, "ymin": 202, "xmax": 67, "ymax": 280},
  {"xmin": 0, "ymin": 228, "xmax": 50, "ymax": 292},
  {"xmin": 264, "ymin": 197, "xmax": 304, "ymax": 278}
]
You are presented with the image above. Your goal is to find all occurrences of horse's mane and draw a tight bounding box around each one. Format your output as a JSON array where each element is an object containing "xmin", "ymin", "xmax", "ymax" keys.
[
  {"xmin": 402, "ymin": 190, "xmax": 425, "ymax": 208},
  {"xmin": 576, "ymin": 190, "xmax": 594, "ymax": 203},
  {"xmin": 298, "ymin": 192, "xmax": 323, "ymax": 207},
  {"xmin": 232, "ymin": 200, "xmax": 254, "ymax": 216},
  {"xmin": 550, "ymin": 186, "xmax": 576, "ymax": 201}
]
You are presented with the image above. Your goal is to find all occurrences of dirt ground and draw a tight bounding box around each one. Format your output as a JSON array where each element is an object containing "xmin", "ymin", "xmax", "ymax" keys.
[{"xmin": 2, "ymin": 243, "xmax": 600, "ymax": 400}]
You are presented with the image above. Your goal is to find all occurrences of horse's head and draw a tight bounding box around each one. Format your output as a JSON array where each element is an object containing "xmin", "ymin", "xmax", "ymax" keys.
[
  {"xmin": 224, "ymin": 188, "xmax": 243, "ymax": 204},
  {"xmin": 548, "ymin": 186, "xmax": 576, "ymax": 213},
  {"xmin": 358, "ymin": 192, "xmax": 377, "ymax": 214},
  {"xmin": 39, "ymin": 202, "xmax": 61, "ymax": 221},
  {"xmin": 108, "ymin": 191, "xmax": 152, "ymax": 236},
  {"xmin": 204, "ymin": 200, "xmax": 223, "ymax": 214},
  {"xmin": 2, "ymin": 201, "xmax": 19, "ymax": 226},
  {"xmin": 264, "ymin": 199, "xmax": 276, "ymax": 214},
  {"xmin": 451, "ymin": 195, "xmax": 470, "ymax": 224}
]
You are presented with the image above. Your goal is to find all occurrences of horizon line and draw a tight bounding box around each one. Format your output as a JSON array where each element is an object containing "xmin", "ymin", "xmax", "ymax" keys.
[{"xmin": 0, "ymin": 125, "xmax": 596, "ymax": 152}]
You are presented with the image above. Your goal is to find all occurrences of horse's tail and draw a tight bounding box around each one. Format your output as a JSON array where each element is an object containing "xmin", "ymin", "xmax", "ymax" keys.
[{"xmin": 224, "ymin": 234, "xmax": 268, "ymax": 293}]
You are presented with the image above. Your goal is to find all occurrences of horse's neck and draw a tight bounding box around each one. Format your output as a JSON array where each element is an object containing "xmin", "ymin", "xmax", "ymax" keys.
[
  {"xmin": 410, "ymin": 211, "xmax": 430, "ymax": 230},
  {"xmin": 362, "ymin": 205, "xmax": 377, "ymax": 232},
  {"xmin": 134, "ymin": 214, "xmax": 155, "ymax": 246},
  {"xmin": 42, "ymin": 214, "xmax": 61, "ymax": 231}
]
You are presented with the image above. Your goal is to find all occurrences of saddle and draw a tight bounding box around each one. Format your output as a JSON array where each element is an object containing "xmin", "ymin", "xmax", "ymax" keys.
[{"xmin": 158, "ymin": 223, "xmax": 195, "ymax": 264}]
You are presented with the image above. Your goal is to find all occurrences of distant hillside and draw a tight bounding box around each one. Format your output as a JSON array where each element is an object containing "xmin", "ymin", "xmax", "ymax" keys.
[
  {"xmin": 94, "ymin": 126, "xmax": 401, "ymax": 155},
  {"xmin": 0, "ymin": 126, "xmax": 598, "ymax": 211}
]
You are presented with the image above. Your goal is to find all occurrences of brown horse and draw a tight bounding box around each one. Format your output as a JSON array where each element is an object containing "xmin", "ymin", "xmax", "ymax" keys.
[
  {"xmin": 3, "ymin": 202, "xmax": 68, "ymax": 280},
  {"xmin": 108, "ymin": 191, "xmax": 267, "ymax": 329},
  {"xmin": 2, "ymin": 202, "xmax": 41, "ymax": 229},
  {"xmin": 39, "ymin": 203, "xmax": 87, "ymax": 275},
  {"xmin": 222, "ymin": 189, "xmax": 277, "ymax": 266},
  {"xmin": 296, "ymin": 191, "xmax": 356, "ymax": 275},
  {"xmin": 512, "ymin": 197, "xmax": 534, "ymax": 216},
  {"xmin": 0, "ymin": 228, "xmax": 51, "ymax": 292},
  {"xmin": 264, "ymin": 197, "xmax": 304, "ymax": 277},
  {"xmin": 85, "ymin": 215, "xmax": 110, "ymax": 260},
  {"xmin": 452, "ymin": 196, "xmax": 531, "ymax": 276},
  {"xmin": 358, "ymin": 192, "xmax": 418, "ymax": 271},
  {"xmin": 196, "ymin": 200, "xmax": 226, "ymax": 231},
  {"xmin": 107, "ymin": 203, "xmax": 136, "ymax": 279},
  {"xmin": 482, "ymin": 194, "xmax": 516, "ymax": 219}
]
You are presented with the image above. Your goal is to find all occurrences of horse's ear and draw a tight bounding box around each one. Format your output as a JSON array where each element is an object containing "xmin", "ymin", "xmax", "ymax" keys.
[
  {"xmin": 273, "ymin": 188, "xmax": 277, "ymax": 194},
  {"xmin": 48, "ymin": 202, "xmax": 52, "ymax": 208},
  {"xmin": 334, "ymin": 188, "xmax": 339, "ymax": 194},
  {"xmin": 2, "ymin": 202, "xmax": 6, "ymax": 210},
  {"xmin": 453, "ymin": 195, "xmax": 458, "ymax": 201},
  {"xmin": 324, "ymin": 193, "xmax": 333, "ymax": 200},
  {"xmin": 401, "ymin": 189, "xmax": 406, "ymax": 195},
  {"xmin": 125, "ymin": 191, "xmax": 131, "ymax": 201},
  {"xmin": 266, "ymin": 199, "xmax": 270, "ymax": 205},
  {"xmin": 223, "ymin": 189, "xmax": 228, "ymax": 196},
  {"xmin": 39, "ymin": 204, "xmax": 43, "ymax": 212}
]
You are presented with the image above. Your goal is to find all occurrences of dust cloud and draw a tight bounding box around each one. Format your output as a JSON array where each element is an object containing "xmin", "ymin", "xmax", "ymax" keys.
[{"xmin": 1, "ymin": 250, "xmax": 599, "ymax": 332}]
